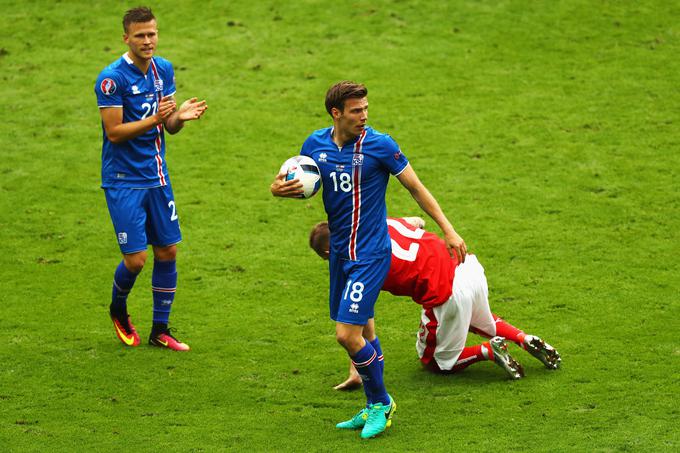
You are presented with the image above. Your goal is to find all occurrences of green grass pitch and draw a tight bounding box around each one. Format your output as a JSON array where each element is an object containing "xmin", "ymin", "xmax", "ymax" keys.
[{"xmin": 1, "ymin": 1, "xmax": 678, "ymax": 451}]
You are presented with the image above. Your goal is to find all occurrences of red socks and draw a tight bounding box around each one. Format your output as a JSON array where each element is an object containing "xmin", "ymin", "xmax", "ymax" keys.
[
  {"xmin": 428, "ymin": 343, "xmax": 492, "ymax": 374},
  {"xmin": 492, "ymin": 314, "xmax": 526, "ymax": 347},
  {"xmin": 427, "ymin": 314, "xmax": 529, "ymax": 374}
]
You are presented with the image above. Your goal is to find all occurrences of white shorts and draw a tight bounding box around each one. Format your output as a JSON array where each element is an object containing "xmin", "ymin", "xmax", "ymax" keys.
[{"xmin": 415, "ymin": 255, "xmax": 496, "ymax": 371}]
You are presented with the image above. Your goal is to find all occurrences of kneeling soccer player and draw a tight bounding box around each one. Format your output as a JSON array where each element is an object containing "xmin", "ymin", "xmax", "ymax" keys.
[{"xmin": 309, "ymin": 217, "xmax": 561, "ymax": 389}]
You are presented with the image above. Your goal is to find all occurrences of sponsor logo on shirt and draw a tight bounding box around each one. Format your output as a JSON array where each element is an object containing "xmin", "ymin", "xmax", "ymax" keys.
[
  {"xmin": 319, "ymin": 153, "xmax": 327, "ymax": 162},
  {"xmin": 349, "ymin": 303, "xmax": 359, "ymax": 314},
  {"xmin": 117, "ymin": 232, "xmax": 128, "ymax": 245},
  {"xmin": 352, "ymin": 154, "xmax": 364, "ymax": 166},
  {"xmin": 100, "ymin": 78, "xmax": 117, "ymax": 95},
  {"xmin": 131, "ymin": 85, "xmax": 141, "ymax": 94}
]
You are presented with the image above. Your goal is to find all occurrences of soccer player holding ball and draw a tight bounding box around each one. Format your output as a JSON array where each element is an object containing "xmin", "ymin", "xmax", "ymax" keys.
[
  {"xmin": 95, "ymin": 7, "xmax": 207, "ymax": 351},
  {"xmin": 271, "ymin": 82, "xmax": 467, "ymax": 438}
]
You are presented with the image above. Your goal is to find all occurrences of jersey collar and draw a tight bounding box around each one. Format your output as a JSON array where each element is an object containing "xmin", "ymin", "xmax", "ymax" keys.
[
  {"xmin": 122, "ymin": 52, "xmax": 151, "ymax": 77},
  {"xmin": 329, "ymin": 126, "xmax": 367, "ymax": 148}
]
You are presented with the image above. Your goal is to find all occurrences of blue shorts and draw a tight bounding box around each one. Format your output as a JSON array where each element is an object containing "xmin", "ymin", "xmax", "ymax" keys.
[
  {"xmin": 104, "ymin": 185, "xmax": 182, "ymax": 254},
  {"xmin": 328, "ymin": 252, "xmax": 391, "ymax": 325}
]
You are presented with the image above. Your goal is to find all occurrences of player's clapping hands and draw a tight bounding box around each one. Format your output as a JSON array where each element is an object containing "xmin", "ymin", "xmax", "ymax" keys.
[
  {"xmin": 156, "ymin": 95, "xmax": 177, "ymax": 121},
  {"xmin": 177, "ymin": 97, "xmax": 208, "ymax": 121}
]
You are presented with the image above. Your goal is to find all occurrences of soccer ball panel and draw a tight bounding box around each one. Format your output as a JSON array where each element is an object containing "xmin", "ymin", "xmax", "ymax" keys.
[{"xmin": 279, "ymin": 155, "xmax": 321, "ymax": 199}]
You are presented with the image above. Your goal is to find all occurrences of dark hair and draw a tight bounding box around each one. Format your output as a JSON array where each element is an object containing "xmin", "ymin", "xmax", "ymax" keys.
[
  {"xmin": 324, "ymin": 81, "xmax": 367, "ymax": 117},
  {"xmin": 309, "ymin": 221, "xmax": 330, "ymax": 258},
  {"xmin": 123, "ymin": 6, "xmax": 155, "ymax": 33}
]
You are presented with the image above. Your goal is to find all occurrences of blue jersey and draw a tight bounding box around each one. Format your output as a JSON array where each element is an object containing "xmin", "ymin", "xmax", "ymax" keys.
[
  {"xmin": 301, "ymin": 126, "xmax": 409, "ymax": 261},
  {"xmin": 95, "ymin": 53, "xmax": 177, "ymax": 189}
]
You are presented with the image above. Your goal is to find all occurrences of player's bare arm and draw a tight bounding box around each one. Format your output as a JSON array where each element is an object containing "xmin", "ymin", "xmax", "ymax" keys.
[
  {"xmin": 270, "ymin": 173, "xmax": 304, "ymax": 197},
  {"xmin": 99, "ymin": 95, "xmax": 175, "ymax": 144},
  {"xmin": 163, "ymin": 96, "xmax": 208, "ymax": 134},
  {"xmin": 396, "ymin": 165, "xmax": 467, "ymax": 261}
]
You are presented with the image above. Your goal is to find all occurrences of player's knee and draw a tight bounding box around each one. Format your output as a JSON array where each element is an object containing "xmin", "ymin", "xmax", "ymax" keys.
[
  {"xmin": 154, "ymin": 245, "xmax": 177, "ymax": 261},
  {"xmin": 123, "ymin": 251, "xmax": 147, "ymax": 273},
  {"xmin": 335, "ymin": 331, "xmax": 363, "ymax": 353}
]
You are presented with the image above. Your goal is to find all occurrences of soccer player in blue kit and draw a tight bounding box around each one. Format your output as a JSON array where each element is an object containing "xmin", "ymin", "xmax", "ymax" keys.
[
  {"xmin": 271, "ymin": 81, "xmax": 467, "ymax": 438},
  {"xmin": 95, "ymin": 7, "xmax": 207, "ymax": 351}
]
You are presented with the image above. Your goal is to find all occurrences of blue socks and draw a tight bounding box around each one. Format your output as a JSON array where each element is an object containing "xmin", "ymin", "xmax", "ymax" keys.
[
  {"xmin": 352, "ymin": 340, "xmax": 390, "ymax": 406},
  {"xmin": 370, "ymin": 337, "xmax": 384, "ymax": 373},
  {"xmin": 151, "ymin": 260, "xmax": 177, "ymax": 327},
  {"xmin": 111, "ymin": 261, "xmax": 139, "ymax": 315}
]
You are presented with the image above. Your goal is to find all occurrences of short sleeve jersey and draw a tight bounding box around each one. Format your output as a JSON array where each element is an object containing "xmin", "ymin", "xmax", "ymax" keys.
[
  {"xmin": 301, "ymin": 126, "xmax": 409, "ymax": 261},
  {"xmin": 95, "ymin": 53, "xmax": 177, "ymax": 188},
  {"xmin": 382, "ymin": 217, "xmax": 459, "ymax": 308}
]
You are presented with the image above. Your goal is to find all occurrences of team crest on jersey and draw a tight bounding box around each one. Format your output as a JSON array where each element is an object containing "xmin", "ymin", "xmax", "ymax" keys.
[
  {"xmin": 117, "ymin": 232, "xmax": 128, "ymax": 245},
  {"xmin": 352, "ymin": 154, "xmax": 364, "ymax": 166},
  {"xmin": 100, "ymin": 78, "xmax": 117, "ymax": 95},
  {"xmin": 154, "ymin": 78, "xmax": 164, "ymax": 92}
]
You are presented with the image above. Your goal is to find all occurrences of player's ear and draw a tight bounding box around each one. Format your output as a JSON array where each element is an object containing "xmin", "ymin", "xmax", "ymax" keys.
[{"xmin": 331, "ymin": 107, "xmax": 342, "ymax": 120}]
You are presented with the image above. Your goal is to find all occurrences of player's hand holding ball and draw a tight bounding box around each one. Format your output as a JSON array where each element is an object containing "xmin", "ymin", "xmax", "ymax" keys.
[{"xmin": 271, "ymin": 156, "xmax": 321, "ymax": 199}]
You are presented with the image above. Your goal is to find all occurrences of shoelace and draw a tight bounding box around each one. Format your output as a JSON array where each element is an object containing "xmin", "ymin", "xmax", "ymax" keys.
[
  {"xmin": 366, "ymin": 403, "xmax": 387, "ymax": 422},
  {"xmin": 159, "ymin": 327, "xmax": 181, "ymax": 341}
]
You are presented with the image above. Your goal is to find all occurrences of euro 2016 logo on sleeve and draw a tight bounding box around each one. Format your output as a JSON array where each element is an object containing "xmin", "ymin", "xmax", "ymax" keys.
[
  {"xmin": 117, "ymin": 232, "xmax": 128, "ymax": 245},
  {"xmin": 352, "ymin": 154, "xmax": 364, "ymax": 166},
  {"xmin": 100, "ymin": 78, "xmax": 117, "ymax": 95}
]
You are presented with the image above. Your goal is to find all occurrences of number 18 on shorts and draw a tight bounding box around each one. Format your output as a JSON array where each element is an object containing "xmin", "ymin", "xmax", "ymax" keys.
[{"xmin": 328, "ymin": 253, "xmax": 391, "ymax": 325}]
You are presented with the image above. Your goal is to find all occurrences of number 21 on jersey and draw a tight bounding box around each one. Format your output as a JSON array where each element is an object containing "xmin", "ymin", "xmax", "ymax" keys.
[{"xmin": 141, "ymin": 101, "xmax": 157, "ymax": 120}]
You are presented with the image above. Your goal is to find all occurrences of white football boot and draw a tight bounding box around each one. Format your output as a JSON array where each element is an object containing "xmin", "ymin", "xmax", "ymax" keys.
[
  {"xmin": 523, "ymin": 335, "xmax": 561, "ymax": 369},
  {"xmin": 490, "ymin": 336, "xmax": 525, "ymax": 379}
]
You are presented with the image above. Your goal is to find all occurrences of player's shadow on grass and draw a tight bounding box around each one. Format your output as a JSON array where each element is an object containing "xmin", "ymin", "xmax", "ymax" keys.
[{"xmin": 412, "ymin": 365, "xmax": 520, "ymax": 386}]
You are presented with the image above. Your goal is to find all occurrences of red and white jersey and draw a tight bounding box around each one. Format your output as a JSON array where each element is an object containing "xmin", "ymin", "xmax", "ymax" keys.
[{"xmin": 382, "ymin": 218, "xmax": 459, "ymax": 308}]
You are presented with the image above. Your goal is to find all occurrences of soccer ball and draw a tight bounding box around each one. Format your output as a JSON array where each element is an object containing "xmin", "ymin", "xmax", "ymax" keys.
[{"xmin": 279, "ymin": 155, "xmax": 321, "ymax": 199}]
